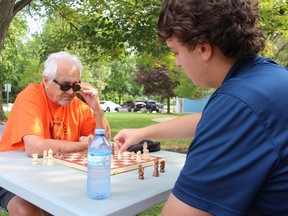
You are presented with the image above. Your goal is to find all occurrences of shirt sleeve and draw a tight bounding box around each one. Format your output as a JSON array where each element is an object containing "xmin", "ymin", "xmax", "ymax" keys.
[
  {"xmin": 10, "ymin": 100, "xmax": 46, "ymax": 145},
  {"xmin": 172, "ymin": 94, "xmax": 278, "ymax": 216}
]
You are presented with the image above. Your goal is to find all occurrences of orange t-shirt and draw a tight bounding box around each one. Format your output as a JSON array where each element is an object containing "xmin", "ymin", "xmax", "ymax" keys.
[{"xmin": 0, "ymin": 83, "xmax": 96, "ymax": 152}]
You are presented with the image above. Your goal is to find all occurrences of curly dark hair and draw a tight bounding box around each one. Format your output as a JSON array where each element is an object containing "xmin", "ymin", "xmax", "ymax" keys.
[{"xmin": 157, "ymin": 0, "xmax": 265, "ymax": 58}]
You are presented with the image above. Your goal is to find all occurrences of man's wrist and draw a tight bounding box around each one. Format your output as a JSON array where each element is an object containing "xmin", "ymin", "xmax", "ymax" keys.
[{"xmin": 95, "ymin": 112, "xmax": 104, "ymax": 119}]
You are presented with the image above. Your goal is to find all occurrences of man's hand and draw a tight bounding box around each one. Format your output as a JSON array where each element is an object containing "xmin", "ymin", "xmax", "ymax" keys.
[
  {"xmin": 78, "ymin": 82, "xmax": 100, "ymax": 110},
  {"xmin": 114, "ymin": 128, "xmax": 145, "ymax": 153},
  {"xmin": 79, "ymin": 134, "xmax": 94, "ymax": 144}
]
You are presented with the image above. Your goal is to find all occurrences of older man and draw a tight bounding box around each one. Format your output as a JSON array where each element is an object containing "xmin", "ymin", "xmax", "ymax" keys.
[{"xmin": 0, "ymin": 51, "xmax": 110, "ymax": 215}]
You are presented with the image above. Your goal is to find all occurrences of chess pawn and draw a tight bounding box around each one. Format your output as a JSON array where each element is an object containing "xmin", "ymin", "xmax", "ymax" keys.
[
  {"xmin": 136, "ymin": 151, "xmax": 142, "ymax": 161},
  {"xmin": 138, "ymin": 165, "xmax": 144, "ymax": 180},
  {"xmin": 42, "ymin": 150, "xmax": 48, "ymax": 166},
  {"xmin": 47, "ymin": 149, "xmax": 54, "ymax": 166},
  {"xmin": 32, "ymin": 153, "xmax": 38, "ymax": 166},
  {"xmin": 48, "ymin": 148, "xmax": 53, "ymax": 156},
  {"xmin": 160, "ymin": 160, "xmax": 165, "ymax": 173},
  {"xmin": 153, "ymin": 158, "xmax": 159, "ymax": 177}
]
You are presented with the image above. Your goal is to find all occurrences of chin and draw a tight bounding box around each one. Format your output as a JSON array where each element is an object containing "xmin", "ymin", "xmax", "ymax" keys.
[{"xmin": 58, "ymin": 100, "xmax": 72, "ymax": 106}]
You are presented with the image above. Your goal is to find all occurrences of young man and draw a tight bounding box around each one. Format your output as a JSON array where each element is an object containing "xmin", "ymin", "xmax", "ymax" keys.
[
  {"xmin": 114, "ymin": 0, "xmax": 288, "ymax": 215},
  {"xmin": 0, "ymin": 51, "xmax": 110, "ymax": 215}
]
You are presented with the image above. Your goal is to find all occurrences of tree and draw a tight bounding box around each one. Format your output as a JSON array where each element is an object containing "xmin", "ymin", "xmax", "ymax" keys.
[
  {"xmin": 0, "ymin": 0, "xmax": 32, "ymax": 51},
  {"xmin": 174, "ymin": 74, "xmax": 211, "ymax": 99},
  {"xmin": 28, "ymin": 0, "xmax": 163, "ymax": 62},
  {"xmin": 103, "ymin": 57, "xmax": 142, "ymax": 104},
  {"xmin": 0, "ymin": 1, "xmax": 31, "ymax": 122},
  {"xmin": 135, "ymin": 66, "xmax": 179, "ymax": 113},
  {"xmin": 260, "ymin": 0, "xmax": 288, "ymax": 66}
]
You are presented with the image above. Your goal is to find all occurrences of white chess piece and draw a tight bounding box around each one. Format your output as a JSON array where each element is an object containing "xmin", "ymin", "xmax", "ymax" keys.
[
  {"xmin": 43, "ymin": 150, "xmax": 48, "ymax": 166},
  {"xmin": 136, "ymin": 151, "xmax": 142, "ymax": 162},
  {"xmin": 32, "ymin": 153, "xmax": 38, "ymax": 165},
  {"xmin": 47, "ymin": 149, "xmax": 54, "ymax": 166},
  {"xmin": 143, "ymin": 142, "xmax": 148, "ymax": 151},
  {"xmin": 130, "ymin": 152, "xmax": 135, "ymax": 160},
  {"xmin": 117, "ymin": 150, "xmax": 122, "ymax": 160},
  {"xmin": 142, "ymin": 142, "xmax": 149, "ymax": 160}
]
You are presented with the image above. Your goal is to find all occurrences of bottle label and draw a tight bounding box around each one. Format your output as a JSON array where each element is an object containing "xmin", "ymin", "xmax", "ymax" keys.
[{"xmin": 88, "ymin": 152, "xmax": 110, "ymax": 166}]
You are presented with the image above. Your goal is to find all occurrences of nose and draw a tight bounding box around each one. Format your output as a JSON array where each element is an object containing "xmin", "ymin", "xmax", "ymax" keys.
[
  {"xmin": 175, "ymin": 58, "xmax": 181, "ymax": 67},
  {"xmin": 66, "ymin": 87, "xmax": 75, "ymax": 95}
]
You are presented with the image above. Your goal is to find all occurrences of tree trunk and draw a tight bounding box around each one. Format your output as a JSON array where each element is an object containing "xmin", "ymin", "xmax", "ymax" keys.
[
  {"xmin": 0, "ymin": 0, "xmax": 14, "ymax": 51},
  {"xmin": 166, "ymin": 97, "xmax": 170, "ymax": 113},
  {"xmin": 0, "ymin": 0, "xmax": 33, "ymax": 122},
  {"xmin": 0, "ymin": 84, "xmax": 7, "ymax": 123}
]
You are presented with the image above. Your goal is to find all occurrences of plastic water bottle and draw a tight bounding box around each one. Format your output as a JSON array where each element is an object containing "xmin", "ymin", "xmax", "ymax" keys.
[{"xmin": 87, "ymin": 129, "xmax": 111, "ymax": 199}]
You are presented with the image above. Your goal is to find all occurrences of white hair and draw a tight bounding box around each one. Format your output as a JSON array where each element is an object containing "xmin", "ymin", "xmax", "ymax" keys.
[{"xmin": 42, "ymin": 51, "xmax": 83, "ymax": 79}]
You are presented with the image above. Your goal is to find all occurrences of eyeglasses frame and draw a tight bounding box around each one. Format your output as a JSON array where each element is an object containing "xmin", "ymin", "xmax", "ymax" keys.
[{"xmin": 53, "ymin": 79, "xmax": 81, "ymax": 92}]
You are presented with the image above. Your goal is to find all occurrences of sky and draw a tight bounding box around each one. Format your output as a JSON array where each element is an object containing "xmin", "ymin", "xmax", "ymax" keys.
[{"xmin": 26, "ymin": 15, "xmax": 44, "ymax": 36}]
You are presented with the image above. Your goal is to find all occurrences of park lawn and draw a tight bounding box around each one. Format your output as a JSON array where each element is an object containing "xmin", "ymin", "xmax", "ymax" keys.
[{"xmin": 106, "ymin": 111, "xmax": 191, "ymax": 153}]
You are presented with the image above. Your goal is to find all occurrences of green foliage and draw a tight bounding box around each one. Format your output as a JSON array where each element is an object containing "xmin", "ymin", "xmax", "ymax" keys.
[
  {"xmin": 260, "ymin": 0, "xmax": 288, "ymax": 66},
  {"xmin": 135, "ymin": 66, "xmax": 179, "ymax": 100},
  {"xmin": 0, "ymin": 14, "xmax": 31, "ymax": 103},
  {"xmin": 0, "ymin": 15, "xmax": 27, "ymax": 82},
  {"xmin": 82, "ymin": 60, "xmax": 111, "ymax": 91},
  {"xmin": 174, "ymin": 71, "xmax": 212, "ymax": 99},
  {"xmin": 32, "ymin": 0, "xmax": 164, "ymax": 62},
  {"xmin": 103, "ymin": 57, "xmax": 142, "ymax": 103},
  {"xmin": 0, "ymin": 210, "xmax": 9, "ymax": 216}
]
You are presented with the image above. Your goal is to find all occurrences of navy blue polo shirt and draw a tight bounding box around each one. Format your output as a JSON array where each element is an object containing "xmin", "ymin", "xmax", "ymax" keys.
[{"xmin": 173, "ymin": 56, "xmax": 288, "ymax": 216}]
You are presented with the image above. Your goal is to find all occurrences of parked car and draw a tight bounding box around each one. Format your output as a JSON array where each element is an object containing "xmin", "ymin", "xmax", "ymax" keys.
[
  {"xmin": 100, "ymin": 101, "xmax": 121, "ymax": 112},
  {"xmin": 121, "ymin": 100, "xmax": 146, "ymax": 112},
  {"xmin": 137, "ymin": 100, "xmax": 163, "ymax": 113}
]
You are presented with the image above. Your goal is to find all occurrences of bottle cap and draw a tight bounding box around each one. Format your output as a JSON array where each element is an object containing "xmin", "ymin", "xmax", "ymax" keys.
[{"xmin": 95, "ymin": 129, "xmax": 105, "ymax": 135}]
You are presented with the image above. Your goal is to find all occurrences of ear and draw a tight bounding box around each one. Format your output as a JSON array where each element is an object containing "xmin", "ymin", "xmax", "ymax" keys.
[
  {"xmin": 43, "ymin": 76, "xmax": 49, "ymax": 88},
  {"xmin": 198, "ymin": 42, "xmax": 212, "ymax": 62}
]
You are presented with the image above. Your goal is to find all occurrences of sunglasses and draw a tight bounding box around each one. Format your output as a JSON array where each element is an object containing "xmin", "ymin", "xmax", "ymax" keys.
[{"xmin": 53, "ymin": 79, "xmax": 81, "ymax": 91}]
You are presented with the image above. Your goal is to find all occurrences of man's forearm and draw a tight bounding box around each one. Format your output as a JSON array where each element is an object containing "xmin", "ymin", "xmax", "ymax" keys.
[
  {"xmin": 94, "ymin": 112, "xmax": 111, "ymax": 140},
  {"xmin": 24, "ymin": 135, "xmax": 88, "ymax": 157},
  {"xmin": 142, "ymin": 113, "xmax": 201, "ymax": 140}
]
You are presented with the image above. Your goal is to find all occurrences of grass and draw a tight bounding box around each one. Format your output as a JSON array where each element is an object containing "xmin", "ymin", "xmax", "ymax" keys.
[
  {"xmin": 138, "ymin": 202, "xmax": 166, "ymax": 216},
  {"xmin": 0, "ymin": 211, "xmax": 8, "ymax": 216},
  {"xmin": 106, "ymin": 111, "xmax": 191, "ymax": 153},
  {"xmin": 0, "ymin": 111, "xmax": 191, "ymax": 216}
]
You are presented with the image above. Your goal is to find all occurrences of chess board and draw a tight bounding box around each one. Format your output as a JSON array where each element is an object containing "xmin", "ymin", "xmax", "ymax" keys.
[{"xmin": 53, "ymin": 151, "xmax": 164, "ymax": 175}]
